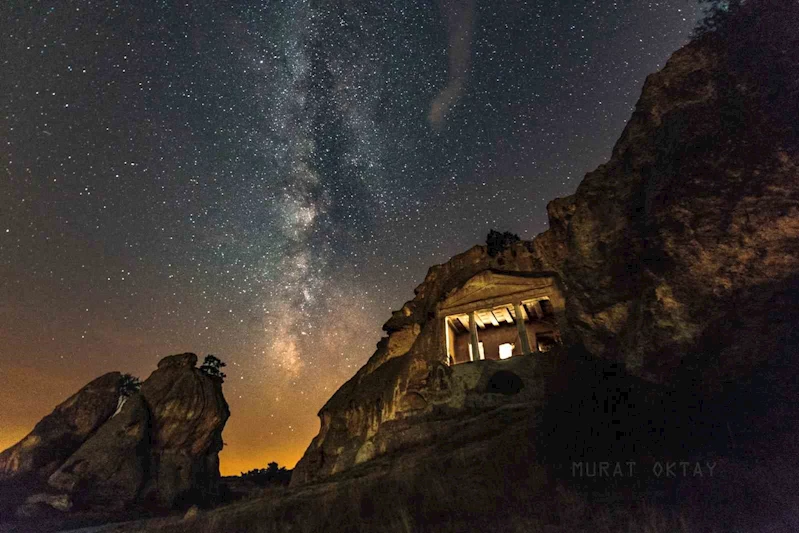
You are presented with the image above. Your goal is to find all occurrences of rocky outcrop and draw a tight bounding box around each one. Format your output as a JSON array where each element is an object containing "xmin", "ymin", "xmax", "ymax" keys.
[
  {"xmin": 542, "ymin": 6, "xmax": 799, "ymax": 387},
  {"xmin": 47, "ymin": 393, "xmax": 151, "ymax": 510},
  {"xmin": 137, "ymin": 353, "xmax": 230, "ymax": 509},
  {"xmin": 292, "ymin": 244, "xmax": 550, "ymax": 485},
  {"xmin": 293, "ymin": 0, "xmax": 799, "ymax": 487},
  {"xmin": 0, "ymin": 353, "xmax": 229, "ymax": 517},
  {"xmin": 0, "ymin": 372, "xmax": 123, "ymax": 482}
]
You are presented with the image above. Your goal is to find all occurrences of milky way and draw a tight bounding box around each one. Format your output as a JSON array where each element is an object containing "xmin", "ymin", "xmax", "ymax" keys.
[{"xmin": 0, "ymin": 0, "xmax": 700, "ymax": 473}]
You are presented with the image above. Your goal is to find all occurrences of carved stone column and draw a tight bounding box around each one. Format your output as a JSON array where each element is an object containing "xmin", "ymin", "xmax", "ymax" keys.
[
  {"xmin": 514, "ymin": 302, "xmax": 533, "ymax": 355},
  {"xmin": 469, "ymin": 310, "xmax": 480, "ymax": 361}
]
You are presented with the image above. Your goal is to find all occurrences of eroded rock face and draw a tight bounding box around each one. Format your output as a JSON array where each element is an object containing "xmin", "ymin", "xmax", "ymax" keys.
[
  {"xmin": 138, "ymin": 353, "xmax": 230, "ymax": 509},
  {"xmin": 546, "ymin": 33, "xmax": 798, "ymax": 387},
  {"xmin": 0, "ymin": 372, "xmax": 123, "ymax": 482},
  {"xmin": 292, "ymin": 245, "xmax": 549, "ymax": 485},
  {"xmin": 545, "ymin": 12, "xmax": 799, "ymax": 386},
  {"xmin": 47, "ymin": 392, "xmax": 151, "ymax": 510},
  {"xmin": 0, "ymin": 353, "xmax": 229, "ymax": 515},
  {"xmin": 294, "ymin": 2, "xmax": 799, "ymax": 486}
]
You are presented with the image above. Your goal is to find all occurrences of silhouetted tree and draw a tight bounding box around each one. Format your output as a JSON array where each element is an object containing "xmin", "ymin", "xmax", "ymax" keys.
[
  {"xmin": 199, "ymin": 354, "xmax": 227, "ymax": 381},
  {"xmin": 486, "ymin": 229, "xmax": 520, "ymax": 257},
  {"xmin": 241, "ymin": 461, "xmax": 292, "ymax": 486},
  {"xmin": 119, "ymin": 374, "xmax": 141, "ymax": 397}
]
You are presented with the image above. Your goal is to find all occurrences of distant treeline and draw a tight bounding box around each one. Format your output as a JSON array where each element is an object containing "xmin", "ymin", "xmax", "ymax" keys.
[{"xmin": 241, "ymin": 462, "xmax": 292, "ymax": 486}]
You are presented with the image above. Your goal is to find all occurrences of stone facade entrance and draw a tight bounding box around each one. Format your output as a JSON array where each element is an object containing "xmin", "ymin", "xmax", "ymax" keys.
[{"xmin": 437, "ymin": 270, "xmax": 565, "ymax": 365}]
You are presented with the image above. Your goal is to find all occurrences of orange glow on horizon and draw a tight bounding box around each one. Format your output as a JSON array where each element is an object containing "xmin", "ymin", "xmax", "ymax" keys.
[
  {"xmin": 219, "ymin": 445, "xmax": 307, "ymax": 477},
  {"xmin": 0, "ymin": 304, "xmax": 370, "ymax": 482},
  {"xmin": 1, "ymin": 420, "xmax": 312, "ymax": 479}
]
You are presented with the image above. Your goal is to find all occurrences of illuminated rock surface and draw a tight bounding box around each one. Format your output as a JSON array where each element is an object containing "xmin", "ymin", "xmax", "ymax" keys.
[{"xmin": 0, "ymin": 354, "xmax": 229, "ymax": 519}]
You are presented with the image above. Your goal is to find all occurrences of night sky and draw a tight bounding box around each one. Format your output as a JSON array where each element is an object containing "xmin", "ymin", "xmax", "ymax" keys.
[{"xmin": 1, "ymin": 0, "xmax": 700, "ymax": 475}]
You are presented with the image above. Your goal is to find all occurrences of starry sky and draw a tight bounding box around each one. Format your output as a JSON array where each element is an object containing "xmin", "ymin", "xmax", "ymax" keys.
[{"xmin": 0, "ymin": 0, "xmax": 700, "ymax": 475}]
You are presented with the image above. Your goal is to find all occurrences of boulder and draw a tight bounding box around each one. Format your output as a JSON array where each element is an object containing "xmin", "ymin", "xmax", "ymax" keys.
[
  {"xmin": 138, "ymin": 353, "xmax": 230, "ymax": 509},
  {"xmin": 1, "ymin": 353, "xmax": 229, "ymax": 515},
  {"xmin": 24, "ymin": 492, "xmax": 73, "ymax": 512},
  {"xmin": 0, "ymin": 372, "xmax": 122, "ymax": 482},
  {"xmin": 47, "ymin": 393, "xmax": 150, "ymax": 510}
]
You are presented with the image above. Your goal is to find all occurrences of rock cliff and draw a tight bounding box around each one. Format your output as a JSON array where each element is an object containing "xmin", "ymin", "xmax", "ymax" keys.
[
  {"xmin": 293, "ymin": 0, "xmax": 799, "ymax": 487},
  {"xmin": 0, "ymin": 353, "xmax": 229, "ymax": 518},
  {"xmin": 543, "ymin": 7, "xmax": 799, "ymax": 386},
  {"xmin": 291, "ymin": 244, "xmax": 551, "ymax": 485}
]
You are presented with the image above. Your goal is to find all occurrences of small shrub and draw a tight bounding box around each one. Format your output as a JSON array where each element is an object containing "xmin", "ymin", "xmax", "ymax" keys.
[
  {"xmin": 199, "ymin": 355, "xmax": 227, "ymax": 381},
  {"xmin": 486, "ymin": 229, "xmax": 520, "ymax": 257},
  {"xmin": 119, "ymin": 374, "xmax": 141, "ymax": 397},
  {"xmin": 241, "ymin": 462, "xmax": 292, "ymax": 486}
]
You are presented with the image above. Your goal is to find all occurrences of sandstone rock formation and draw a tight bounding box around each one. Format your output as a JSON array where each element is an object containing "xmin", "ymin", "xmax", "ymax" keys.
[
  {"xmin": 292, "ymin": 245, "xmax": 554, "ymax": 485},
  {"xmin": 136, "ymin": 353, "xmax": 230, "ymax": 509},
  {"xmin": 293, "ymin": 0, "xmax": 799, "ymax": 487},
  {"xmin": 0, "ymin": 353, "xmax": 229, "ymax": 517},
  {"xmin": 47, "ymin": 392, "xmax": 151, "ymax": 510},
  {"xmin": 0, "ymin": 372, "xmax": 123, "ymax": 483},
  {"xmin": 542, "ymin": 10, "xmax": 799, "ymax": 387}
]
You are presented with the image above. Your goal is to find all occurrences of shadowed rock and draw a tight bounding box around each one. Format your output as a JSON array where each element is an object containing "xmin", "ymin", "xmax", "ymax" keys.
[
  {"xmin": 137, "ymin": 353, "xmax": 230, "ymax": 509},
  {"xmin": 0, "ymin": 353, "xmax": 229, "ymax": 518},
  {"xmin": 542, "ymin": 25, "xmax": 799, "ymax": 387},
  {"xmin": 486, "ymin": 370, "xmax": 524, "ymax": 395},
  {"xmin": 0, "ymin": 372, "xmax": 123, "ymax": 482},
  {"xmin": 47, "ymin": 393, "xmax": 150, "ymax": 510}
]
